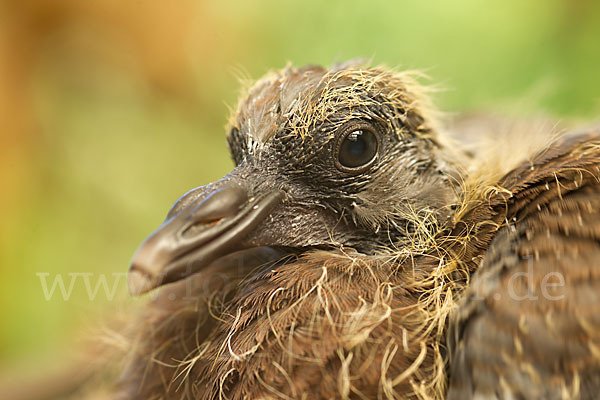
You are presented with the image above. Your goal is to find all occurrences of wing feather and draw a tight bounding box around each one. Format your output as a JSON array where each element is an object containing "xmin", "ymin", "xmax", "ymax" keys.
[{"xmin": 448, "ymin": 133, "xmax": 600, "ymax": 399}]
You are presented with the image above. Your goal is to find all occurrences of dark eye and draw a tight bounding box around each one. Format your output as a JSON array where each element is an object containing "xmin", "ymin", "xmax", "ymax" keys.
[{"xmin": 335, "ymin": 125, "xmax": 380, "ymax": 172}]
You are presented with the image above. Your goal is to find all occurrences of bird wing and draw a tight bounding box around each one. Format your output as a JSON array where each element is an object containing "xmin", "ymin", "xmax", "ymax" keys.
[{"xmin": 447, "ymin": 131, "xmax": 600, "ymax": 399}]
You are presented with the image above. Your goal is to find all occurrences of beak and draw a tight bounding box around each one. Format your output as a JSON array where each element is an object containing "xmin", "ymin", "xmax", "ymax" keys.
[{"xmin": 127, "ymin": 180, "xmax": 284, "ymax": 295}]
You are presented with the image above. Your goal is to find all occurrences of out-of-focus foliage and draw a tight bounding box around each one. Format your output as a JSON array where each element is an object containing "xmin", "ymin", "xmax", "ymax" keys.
[{"xmin": 0, "ymin": 0, "xmax": 598, "ymax": 371}]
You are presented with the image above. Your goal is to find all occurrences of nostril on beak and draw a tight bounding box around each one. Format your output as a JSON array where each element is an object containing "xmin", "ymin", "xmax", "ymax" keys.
[{"xmin": 190, "ymin": 185, "xmax": 248, "ymax": 223}]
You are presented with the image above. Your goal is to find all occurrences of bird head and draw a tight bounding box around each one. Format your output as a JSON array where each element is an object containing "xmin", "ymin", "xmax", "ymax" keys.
[{"xmin": 128, "ymin": 64, "xmax": 458, "ymax": 295}]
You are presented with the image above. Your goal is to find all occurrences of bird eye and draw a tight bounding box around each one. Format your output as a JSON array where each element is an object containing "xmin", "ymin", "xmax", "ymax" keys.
[{"xmin": 335, "ymin": 125, "xmax": 380, "ymax": 173}]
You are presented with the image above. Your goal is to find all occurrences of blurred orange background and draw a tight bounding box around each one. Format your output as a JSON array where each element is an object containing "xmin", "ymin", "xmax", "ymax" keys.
[{"xmin": 0, "ymin": 0, "xmax": 598, "ymax": 380}]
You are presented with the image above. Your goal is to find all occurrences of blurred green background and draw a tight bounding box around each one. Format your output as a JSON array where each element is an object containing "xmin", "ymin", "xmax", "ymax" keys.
[{"xmin": 0, "ymin": 0, "xmax": 598, "ymax": 375}]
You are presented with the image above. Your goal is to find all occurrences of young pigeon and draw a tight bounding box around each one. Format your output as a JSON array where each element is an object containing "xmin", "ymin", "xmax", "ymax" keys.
[{"xmin": 117, "ymin": 63, "xmax": 600, "ymax": 400}]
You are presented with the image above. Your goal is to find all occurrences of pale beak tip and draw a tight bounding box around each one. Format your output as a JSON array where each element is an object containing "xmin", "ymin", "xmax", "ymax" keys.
[{"xmin": 127, "ymin": 267, "xmax": 156, "ymax": 296}]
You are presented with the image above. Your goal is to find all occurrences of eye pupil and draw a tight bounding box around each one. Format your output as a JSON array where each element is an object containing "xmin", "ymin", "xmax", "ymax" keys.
[
  {"xmin": 338, "ymin": 128, "xmax": 378, "ymax": 170},
  {"xmin": 347, "ymin": 131, "xmax": 366, "ymax": 157}
]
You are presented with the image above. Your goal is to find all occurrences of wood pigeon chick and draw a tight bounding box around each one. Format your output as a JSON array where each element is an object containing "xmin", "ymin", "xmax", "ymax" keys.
[{"xmin": 116, "ymin": 63, "xmax": 600, "ymax": 400}]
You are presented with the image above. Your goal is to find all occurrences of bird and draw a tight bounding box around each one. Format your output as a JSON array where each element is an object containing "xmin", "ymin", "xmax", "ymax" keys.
[{"xmin": 110, "ymin": 62, "xmax": 600, "ymax": 399}]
